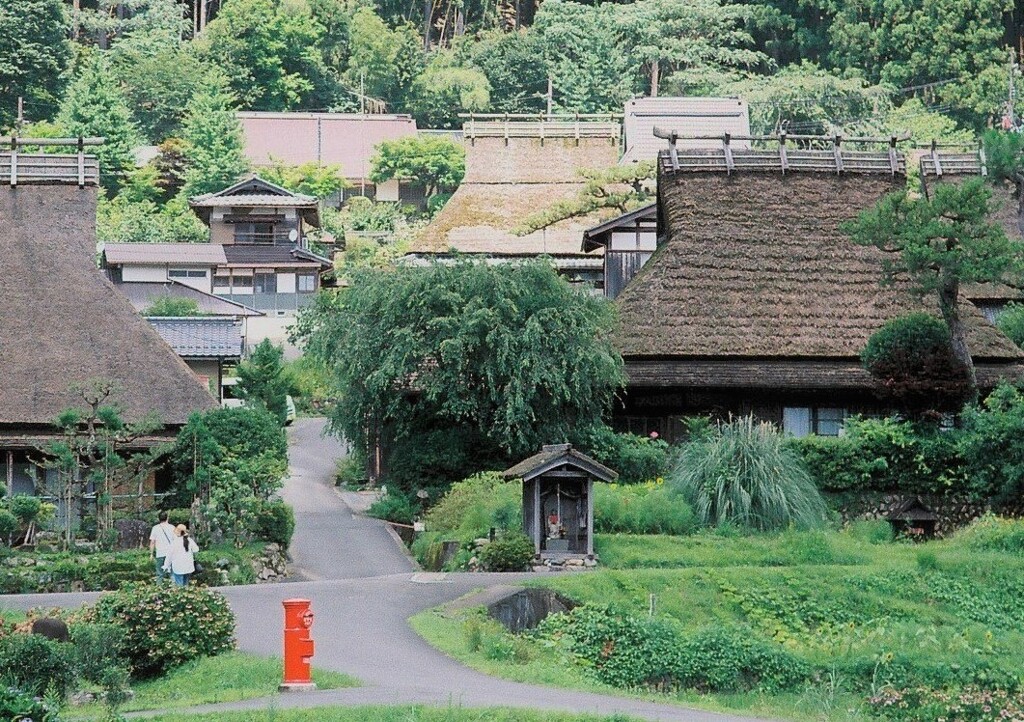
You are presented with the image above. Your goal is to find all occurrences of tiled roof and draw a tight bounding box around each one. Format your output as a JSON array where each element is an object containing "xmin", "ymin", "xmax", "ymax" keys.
[
  {"xmin": 222, "ymin": 245, "xmax": 331, "ymax": 268},
  {"xmin": 622, "ymin": 97, "xmax": 750, "ymax": 164},
  {"xmin": 189, "ymin": 176, "xmax": 317, "ymax": 208},
  {"xmin": 115, "ymin": 280, "xmax": 263, "ymax": 317},
  {"xmin": 238, "ymin": 112, "xmax": 418, "ymax": 181},
  {"xmin": 103, "ymin": 242, "xmax": 226, "ymax": 266},
  {"xmin": 146, "ymin": 317, "xmax": 243, "ymax": 359}
]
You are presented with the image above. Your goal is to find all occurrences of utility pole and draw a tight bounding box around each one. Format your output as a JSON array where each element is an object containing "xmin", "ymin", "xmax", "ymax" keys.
[
  {"xmin": 1009, "ymin": 47, "xmax": 1018, "ymax": 131},
  {"xmin": 650, "ymin": 59, "xmax": 660, "ymax": 98},
  {"xmin": 16, "ymin": 97, "xmax": 23, "ymax": 135},
  {"xmin": 546, "ymin": 77, "xmax": 553, "ymax": 118}
]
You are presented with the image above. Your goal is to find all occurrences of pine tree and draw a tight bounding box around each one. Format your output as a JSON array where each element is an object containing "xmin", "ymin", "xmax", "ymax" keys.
[
  {"xmin": 180, "ymin": 72, "xmax": 250, "ymax": 198},
  {"xmin": 57, "ymin": 54, "xmax": 143, "ymax": 196}
]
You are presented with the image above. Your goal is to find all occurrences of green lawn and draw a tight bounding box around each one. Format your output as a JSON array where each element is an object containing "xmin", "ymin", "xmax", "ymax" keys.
[
  {"xmin": 139, "ymin": 706, "xmax": 645, "ymax": 722},
  {"xmin": 413, "ymin": 525, "xmax": 1024, "ymax": 722},
  {"xmin": 72, "ymin": 652, "xmax": 357, "ymax": 717}
]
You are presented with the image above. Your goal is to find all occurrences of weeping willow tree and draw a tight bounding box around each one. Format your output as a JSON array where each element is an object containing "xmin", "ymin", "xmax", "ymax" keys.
[{"xmin": 669, "ymin": 416, "xmax": 827, "ymax": 531}]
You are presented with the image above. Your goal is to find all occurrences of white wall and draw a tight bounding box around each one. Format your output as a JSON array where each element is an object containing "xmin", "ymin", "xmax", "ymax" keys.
[
  {"xmin": 376, "ymin": 179, "xmax": 400, "ymax": 202},
  {"xmin": 247, "ymin": 316, "xmax": 302, "ymax": 360},
  {"xmin": 122, "ymin": 265, "xmax": 168, "ymax": 283},
  {"xmin": 277, "ymin": 272, "xmax": 296, "ymax": 293}
]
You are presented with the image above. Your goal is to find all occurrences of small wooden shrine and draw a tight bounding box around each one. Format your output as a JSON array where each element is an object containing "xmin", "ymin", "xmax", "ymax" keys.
[
  {"xmin": 502, "ymin": 443, "xmax": 618, "ymax": 560},
  {"xmin": 887, "ymin": 497, "xmax": 938, "ymax": 540}
]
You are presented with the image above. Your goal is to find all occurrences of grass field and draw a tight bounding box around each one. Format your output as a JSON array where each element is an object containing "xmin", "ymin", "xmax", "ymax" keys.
[
  {"xmin": 413, "ymin": 522, "xmax": 1024, "ymax": 722},
  {"xmin": 138, "ymin": 706, "xmax": 646, "ymax": 722},
  {"xmin": 72, "ymin": 652, "xmax": 357, "ymax": 717}
]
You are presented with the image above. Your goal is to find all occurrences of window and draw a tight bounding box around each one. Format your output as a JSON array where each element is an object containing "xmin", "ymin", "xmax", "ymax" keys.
[
  {"xmin": 213, "ymin": 274, "xmax": 230, "ymax": 289},
  {"xmin": 783, "ymin": 407, "xmax": 847, "ymax": 437},
  {"xmin": 297, "ymin": 274, "xmax": 316, "ymax": 293},
  {"xmin": 234, "ymin": 222, "xmax": 276, "ymax": 244},
  {"xmin": 254, "ymin": 272, "xmax": 277, "ymax": 294},
  {"xmin": 168, "ymin": 269, "xmax": 207, "ymax": 279}
]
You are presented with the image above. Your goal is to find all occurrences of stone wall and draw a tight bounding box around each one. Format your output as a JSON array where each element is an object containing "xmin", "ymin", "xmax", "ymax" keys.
[{"xmin": 828, "ymin": 492, "xmax": 991, "ymax": 537}]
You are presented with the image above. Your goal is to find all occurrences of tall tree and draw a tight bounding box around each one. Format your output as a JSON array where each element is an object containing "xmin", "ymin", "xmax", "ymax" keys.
[
  {"xmin": 344, "ymin": 7, "xmax": 422, "ymax": 111},
  {"xmin": 196, "ymin": 0, "xmax": 336, "ymax": 111},
  {"xmin": 408, "ymin": 53, "xmax": 491, "ymax": 129},
  {"xmin": 469, "ymin": 30, "xmax": 548, "ymax": 115},
  {"xmin": 296, "ymin": 260, "xmax": 625, "ymax": 465},
  {"xmin": 57, "ymin": 54, "xmax": 144, "ymax": 195},
  {"xmin": 369, "ymin": 135, "xmax": 466, "ymax": 197},
  {"xmin": 179, "ymin": 72, "xmax": 249, "ymax": 198},
  {"xmin": 0, "ymin": 0, "xmax": 72, "ymax": 130},
  {"xmin": 843, "ymin": 178, "xmax": 1024, "ymax": 400},
  {"xmin": 236, "ymin": 339, "xmax": 290, "ymax": 425}
]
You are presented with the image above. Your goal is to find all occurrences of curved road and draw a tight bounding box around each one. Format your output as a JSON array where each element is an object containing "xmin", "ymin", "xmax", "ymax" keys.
[{"xmin": 1, "ymin": 419, "xmax": 766, "ymax": 722}]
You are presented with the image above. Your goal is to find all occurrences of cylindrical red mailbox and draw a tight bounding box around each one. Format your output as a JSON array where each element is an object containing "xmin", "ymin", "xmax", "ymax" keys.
[{"xmin": 280, "ymin": 598, "xmax": 317, "ymax": 692}]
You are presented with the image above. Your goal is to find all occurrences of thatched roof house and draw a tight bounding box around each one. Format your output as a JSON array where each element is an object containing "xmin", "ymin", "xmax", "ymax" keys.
[
  {"xmin": 0, "ymin": 184, "xmax": 217, "ymax": 453},
  {"xmin": 614, "ymin": 141, "xmax": 1023, "ymax": 439},
  {"xmin": 406, "ymin": 121, "xmax": 620, "ymax": 284}
]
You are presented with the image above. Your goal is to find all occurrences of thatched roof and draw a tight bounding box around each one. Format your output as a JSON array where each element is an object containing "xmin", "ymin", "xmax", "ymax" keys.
[
  {"xmin": 0, "ymin": 185, "xmax": 218, "ymax": 427},
  {"xmin": 617, "ymin": 168, "xmax": 1022, "ymax": 381},
  {"xmin": 411, "ymin": 136, "xmax": 619, "ymax": 257}
]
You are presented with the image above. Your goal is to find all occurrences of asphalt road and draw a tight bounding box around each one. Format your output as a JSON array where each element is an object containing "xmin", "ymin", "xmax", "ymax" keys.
[{"xmin": 0, "ymin": 418, "xmax": 769, "ymax": 722}]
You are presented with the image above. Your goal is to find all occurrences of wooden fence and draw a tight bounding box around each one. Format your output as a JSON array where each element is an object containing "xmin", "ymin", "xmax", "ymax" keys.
[{"xmin": 0, "ymin": 137, "xmax": 103, "ymax": 187}]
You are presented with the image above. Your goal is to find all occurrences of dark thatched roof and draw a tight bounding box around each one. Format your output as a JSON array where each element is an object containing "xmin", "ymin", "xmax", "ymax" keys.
[
  {"xmin": 411, "ymin": 136, "xmax": 619, "ymax": 257},
  {"xmin": 502, "ymin": 444, "xmax": 618, "ymax": 483},
  {"xmin": 0, "ymin": 185, "xmax": 218, "ymax": 427},
  {"xmin": 616, "ymin": 168, "xmax": 1023, "ymax": 386}
]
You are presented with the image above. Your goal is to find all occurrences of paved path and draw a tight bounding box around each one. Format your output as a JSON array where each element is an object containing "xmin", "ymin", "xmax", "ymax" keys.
[
  {"xmin": 0, "ymin": 418, "xmax": 768, "ymax": 722},
  {"xmin": 280, "ymin": 419, "xmax": 415, "ymax": 581}
]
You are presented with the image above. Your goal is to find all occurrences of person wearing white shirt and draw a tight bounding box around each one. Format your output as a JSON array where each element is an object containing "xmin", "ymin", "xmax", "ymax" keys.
[
  {"xmin": 148, "ymin": 511, "xmax": 176, "ymax": 582},
  {"xmin": 163, "ymin": 524, "xmax": 198, "ymax": 586}
]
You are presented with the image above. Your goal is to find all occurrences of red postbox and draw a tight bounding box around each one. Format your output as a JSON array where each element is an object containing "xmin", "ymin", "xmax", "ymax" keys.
[{"xmin": 280, "ymin": 598, "xmax": 317, "ymax": 691}]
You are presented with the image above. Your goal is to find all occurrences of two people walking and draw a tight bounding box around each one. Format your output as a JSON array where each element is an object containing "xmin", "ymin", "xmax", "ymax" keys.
[{"xmin": 149, "ymin": 511, "xmax": 199, "ymax": 586}]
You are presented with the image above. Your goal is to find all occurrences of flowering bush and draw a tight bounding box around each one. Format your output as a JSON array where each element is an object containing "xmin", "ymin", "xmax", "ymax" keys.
[
  {"xmin": 87, "ymin": 583, "xmax": 235, "ymax": 677},
  {"xmin": 869, "ymin": 686, "xmax": 1024, "ymax": 722}
]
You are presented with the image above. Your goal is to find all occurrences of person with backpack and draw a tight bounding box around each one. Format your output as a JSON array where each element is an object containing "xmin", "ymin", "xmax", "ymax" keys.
[{"xmin": 163, "ymin": 524, "xmax": 199, "ymax": 586}]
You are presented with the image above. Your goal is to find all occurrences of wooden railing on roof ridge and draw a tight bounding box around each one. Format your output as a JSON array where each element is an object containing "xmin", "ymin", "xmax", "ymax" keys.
[
  {"xmin": 653, "ymin": 129, "xmax": 908, "ymax": 176},
  {"xmin": 917, "ymin": 140, "xmax": 986, "ymax": 177},
  {"xmin": 0, "ymin": 136, "xmax": 104, "ymax": 188},
  {"xmin": 458, "ymin": 113, "xmax": 622, "ymax": 145}
]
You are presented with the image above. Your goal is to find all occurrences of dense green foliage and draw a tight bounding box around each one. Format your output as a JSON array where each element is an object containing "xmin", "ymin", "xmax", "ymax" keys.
[
  {"xmin": 572, "ymin": 426, "xmax": 668, "ymax": 484},
  {"xmin": 236, "ymin": 340, "xmax": 290, "ymax": 425},
  {"xmin": 0, "ymin": 684, "xmax": 60, "ymax": 721},
  {"xmin": 0, "ymin": 0, "xmax": 71, "ymax": 131},
  {"xmin": 180, "ymin": 72, "xmax": 250, "ymax": 198},
  {"xmin": 670, "ymin": 416, "xmax": 827, "ymax": 531},
  {"xmin": 592, "ymin": 482, "xmax": 696, "ymax": 535},
  {"xmin": 143, "ymin": 295, "xmax": 204, "ymax": 317},
  {"xmin": 861, "ymin": 313, "xmax": 971, "ymax": 416},
  {"xmin": 479, "ymin": 533, "xmax": 535, "ymax": 571},
  {"xmin": 0, "ymin": 632, "xmax": 76, "ymax": 697},
  {"xmin": 298, "ymin": 260, "xmax": 624, "ymax": 490},
  {"xmin": 997, "ymin": 302, "xmax": 1024, "ymax": 348},
  {"xmin": 369, "ymin": 136, "xmax": 466, "ymax": 197},
  {"xmin": 89, "ymin": 583, "xmax": 236, "ymax": 678}
]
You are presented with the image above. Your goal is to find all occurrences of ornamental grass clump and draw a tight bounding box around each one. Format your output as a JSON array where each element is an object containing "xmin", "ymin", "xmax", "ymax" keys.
[{"xmin": 669, "ymin": 416, "xmax": 827, "ymax": 532}]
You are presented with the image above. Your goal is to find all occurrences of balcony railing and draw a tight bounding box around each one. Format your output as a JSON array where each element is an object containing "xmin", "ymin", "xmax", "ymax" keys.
[{"xmin": 233, "ymin": 231, "xmax": 297, "ymax": 245}]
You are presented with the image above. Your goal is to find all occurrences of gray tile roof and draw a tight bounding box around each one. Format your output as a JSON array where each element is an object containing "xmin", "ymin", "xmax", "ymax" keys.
[
  {"xmin": 115, "ymin": 280, "xmax": 263, "ymax": 317},
  {"xmin": 622, "ymin": 97, "xmax": 751, "ymax": 164},
  {"xmin": 146, "ymin": 317, "xmax": 243, "ymax": 359},
  {"xmin": 222, "ymin": 244, "xmax": 331, "ymax": 268},
  {"xmin": 103, "ymin": 242, "xmax": 226, "ymax": 265},
  {"xmin": 189, "ymin": 175, "xmax": 317, "ymax": 207}
]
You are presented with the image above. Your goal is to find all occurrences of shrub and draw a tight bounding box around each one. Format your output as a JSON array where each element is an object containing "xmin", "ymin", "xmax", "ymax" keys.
[
  {"xmin": 88, "ymin": 583, "xmax": 235, "ymax": 677},
  {"xmin": 253, "ymin": 500, "xmax": 295, "ymax": 548},
  {"xmin": 166, "ymin": 507, "xmax": 192, "ymax": 526},
  {"xmin": 669, "ymin": 416, "xmax": 828, "ymax": 531},
  {"xmin": 335, "ymin": 452, "xmax": 367, "ymax": 488},
  {"xmin": 0, "ymin": 685, "xmax": 61, "ymax": 721},
  {"xmin": 869, "ymin": 686, "xmax": 1024, "ymax": 722},
  {"xmin": 536, "ymin": 604, "xmax": 683, "ymax": 690},
  {"xmin": 592, "ymin": 482, "xmax": 696, "ymax": 535},
  {"xmin": 677, "ymin": 626, "xmax": 810, "ymax": 693},
  {"xmin": 790, "ymin": 416, "xmax": 964, "ymax": 495},
  {"xmin": 860, "ymin": 313, "xmax": 971, "ymax": 416},
  {"xmin": 574, "ymin": 425, "xmax": 669, "ymax": 484},
  {"xmin": 998, "ymin": 302, "xmax": 1024, "ymax": 349},
  {"xmin": 70, "ymin": 622, "xmax": 125, "ymax": 685},
  {"xmin": 954, "ymin": 514, "xmax": 1024, "ymax": 553},
  {"xmin": 0, "ymin": 509, "xmax": 16, "ymax": 545},
  {"xmin": 383, "ymin": 426, "xmax": 508, "ymax": 498},
  {"xmin": 367, "ymin": 489, "xmax": 417, "ymax": 525},
  {"xmin": 960, "ymin": 382, "xmax": 1024, "ymax": 504},
  {"xmin": 0, "ymin": 632, "xmax": 76, "ymax": 697},
  {"xmin": 479, "ymin": 533, "xmax": 535, "ymax": 571},
  {"xmin": 420, "ymin": 472, "xmax": 521, "ymax": 540}
]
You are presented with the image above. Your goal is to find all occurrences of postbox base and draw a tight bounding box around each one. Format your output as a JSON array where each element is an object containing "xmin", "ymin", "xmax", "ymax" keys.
[{"xmin": 279, "ymin": 682, "xmax": 318, "ymax": 692}]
